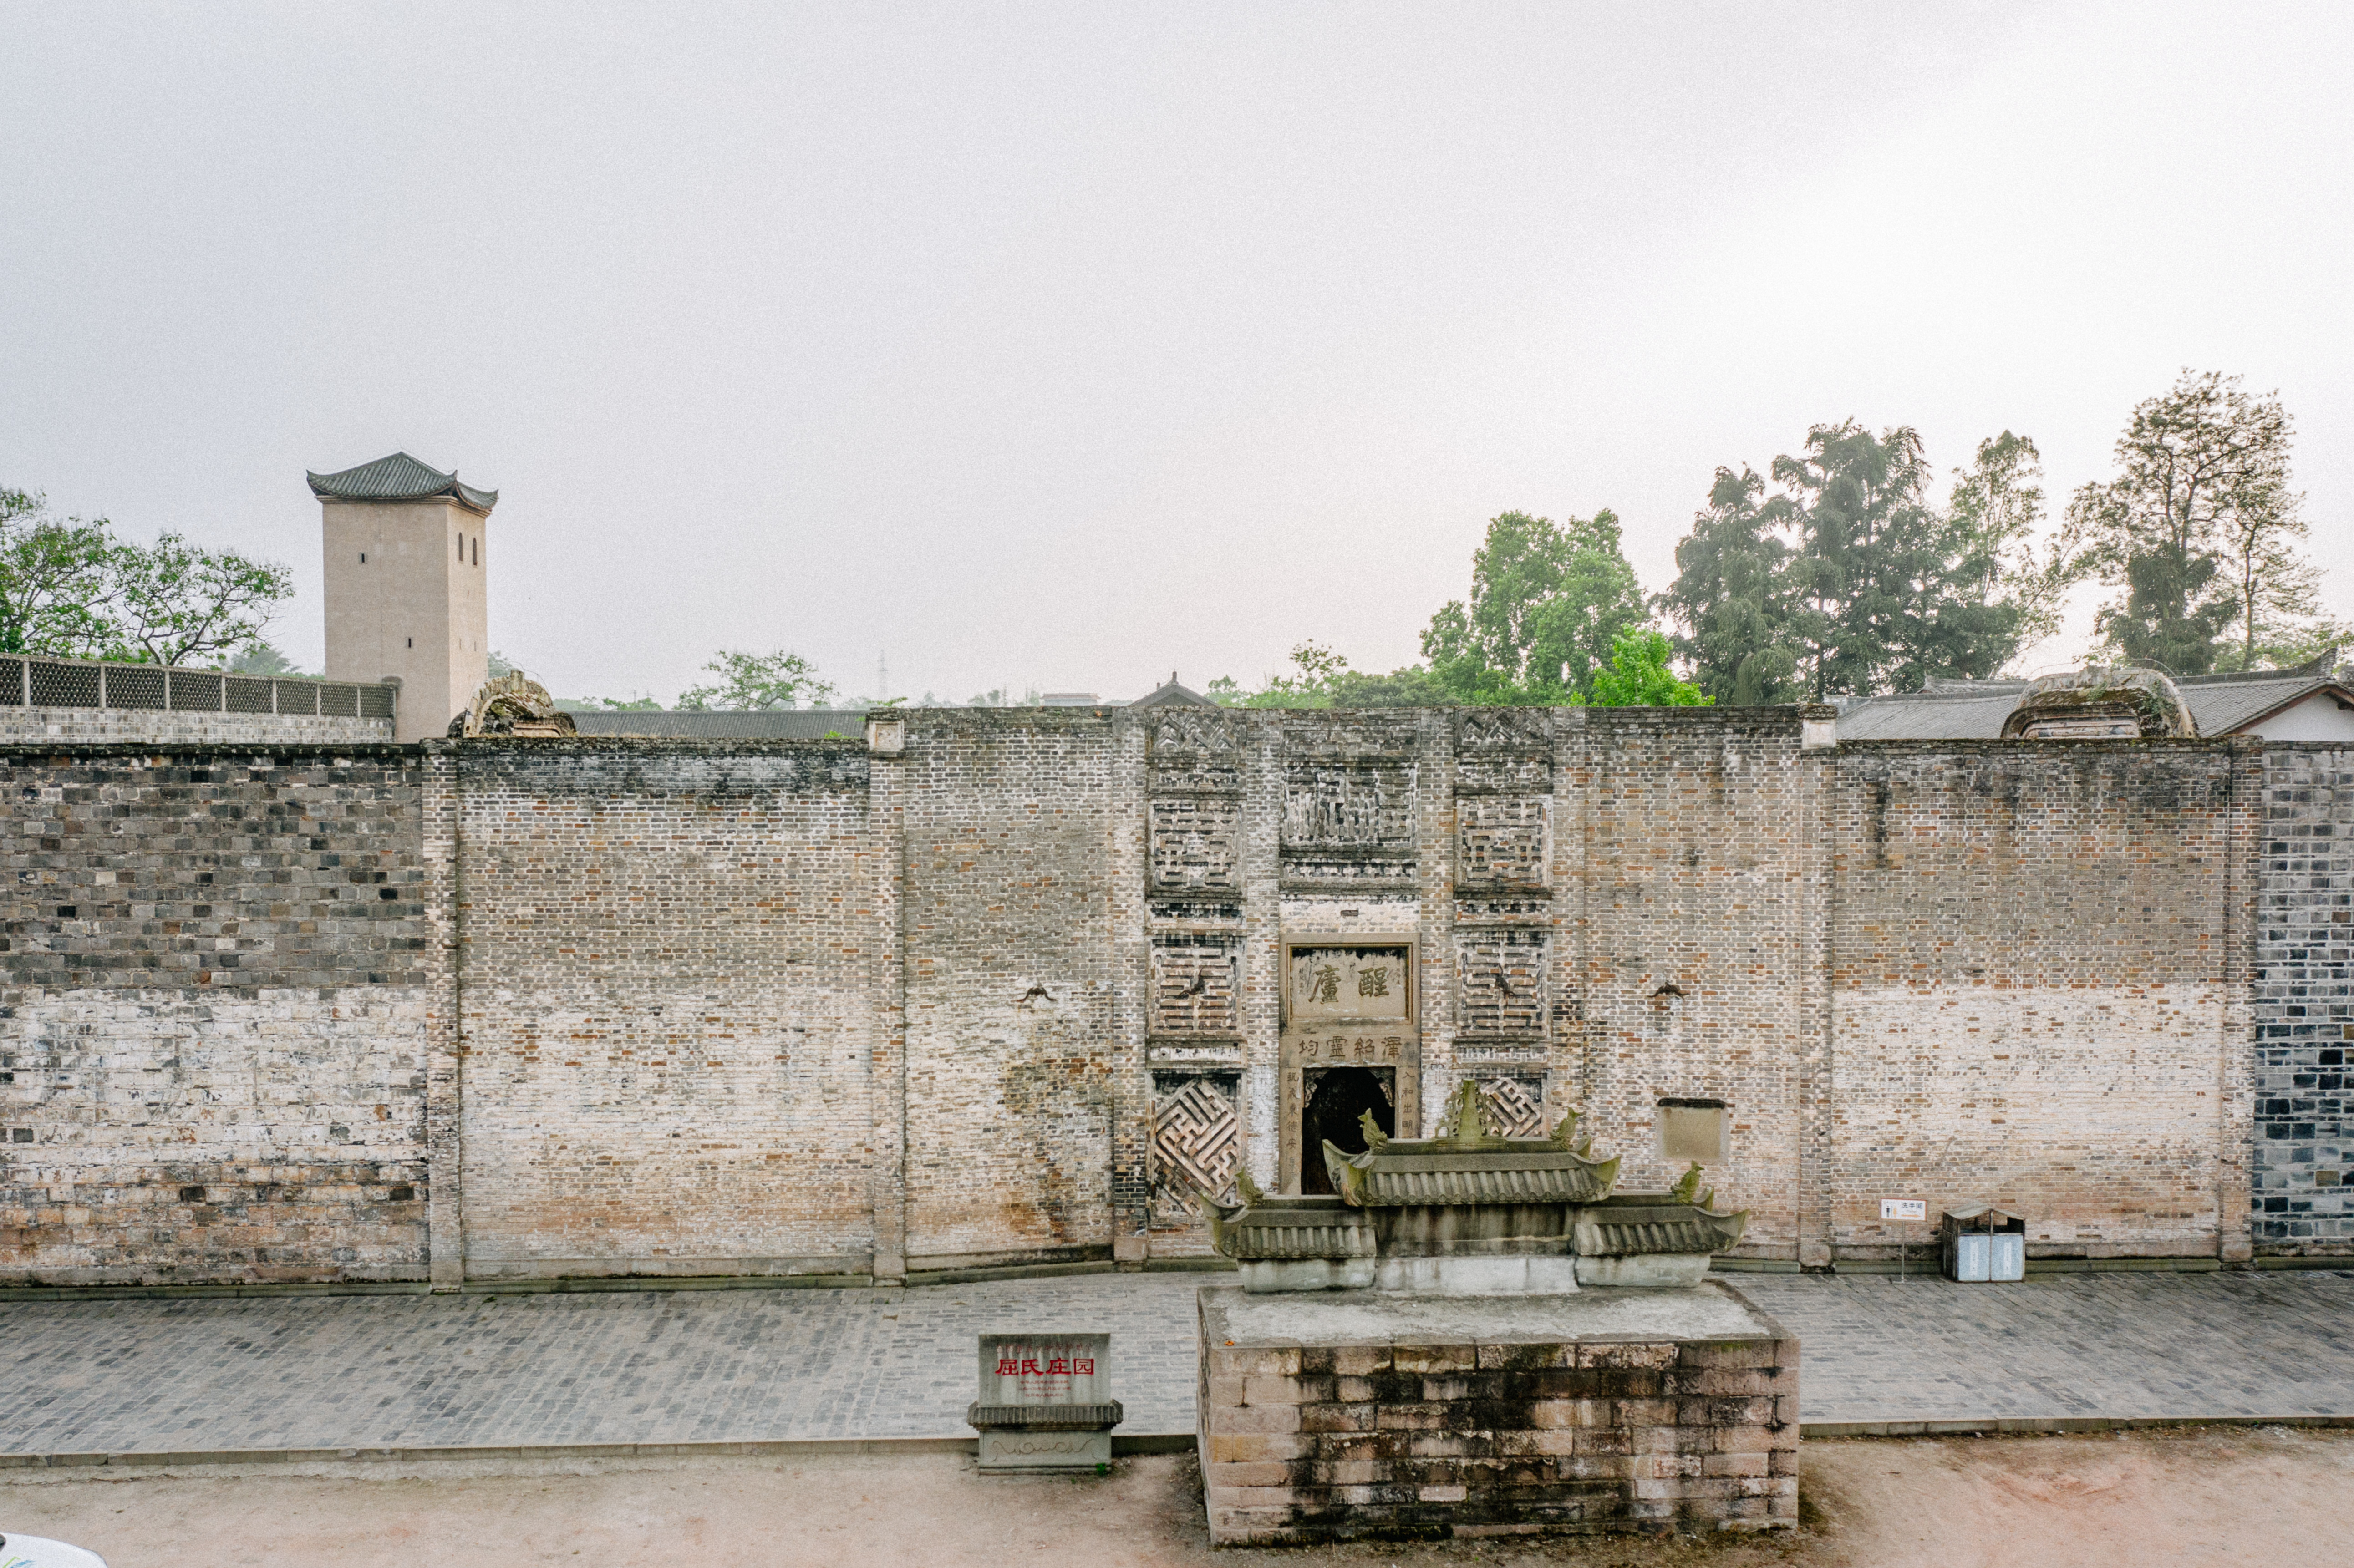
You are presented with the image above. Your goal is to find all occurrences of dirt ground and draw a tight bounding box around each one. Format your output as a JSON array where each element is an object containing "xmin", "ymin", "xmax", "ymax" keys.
[{"xmin": 4, "ymin": 1426, "xmax": 2350, "ymax": 1567}]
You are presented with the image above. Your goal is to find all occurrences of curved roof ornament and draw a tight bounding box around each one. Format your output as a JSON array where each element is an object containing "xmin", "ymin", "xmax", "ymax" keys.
[
  {"xmin": 449, "ymin": 672, "xmax": 577, "ymax": 738},
  {"xmin": 1998, "ymin": 666, "xmax": 2196, "ymax": 740}
]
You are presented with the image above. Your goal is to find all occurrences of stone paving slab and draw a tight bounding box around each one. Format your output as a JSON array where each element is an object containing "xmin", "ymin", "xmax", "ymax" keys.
[
  {"xmin": 1731, "ymin": 1269, "xmax": 2354, "ymax": 1427},
  {"xmin": 5, "ymin": 1269, "xmax": 2354, "ymax": 1459}
]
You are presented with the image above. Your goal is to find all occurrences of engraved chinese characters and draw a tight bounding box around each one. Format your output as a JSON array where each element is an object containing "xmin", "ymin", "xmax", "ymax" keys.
[
  {"xmin": 1289, "ymin": 946, "xmax": 1409, "ymax": 1024},
  {"xmin": 986, "ymin": 1339, "xmax": 1104, "ymax": 1402}
]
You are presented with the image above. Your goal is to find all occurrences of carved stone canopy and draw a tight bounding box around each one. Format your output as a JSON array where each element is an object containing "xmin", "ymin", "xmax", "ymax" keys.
[
  {"xmin": 449, "ymin": 672, "xmax": 578, "ymax": 738},
  {"xmin": 1999, "ymin": 666, "xmax": 2196, "ymax": 740}
]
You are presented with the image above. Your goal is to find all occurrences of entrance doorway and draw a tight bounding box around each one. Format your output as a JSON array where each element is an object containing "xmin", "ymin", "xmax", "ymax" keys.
[{"xmin": 1300, "ymin": 1066, "xmax": 1395, "ymax": 1195}]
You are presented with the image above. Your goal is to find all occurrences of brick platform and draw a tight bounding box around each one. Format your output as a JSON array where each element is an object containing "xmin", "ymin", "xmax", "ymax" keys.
[{"xmin": 1195, "ymin": 1283, "xmax": 1798, "ymax": 1544}]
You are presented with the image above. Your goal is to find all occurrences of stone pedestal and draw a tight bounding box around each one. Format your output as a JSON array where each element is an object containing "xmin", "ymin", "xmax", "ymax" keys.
[{"xmin": 1195, "ymin": 1283, "xmax": 1798, "ymax": 1545}]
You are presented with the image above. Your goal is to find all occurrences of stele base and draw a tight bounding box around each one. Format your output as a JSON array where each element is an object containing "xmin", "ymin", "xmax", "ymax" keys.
[
  {"xmin": 975, "ymin": 1426, "xmax": 1113, "ymax": 1472},
  {"xmin": 1196, "ymin": 1281, "xmax": 1799, "ymax": 1545}
]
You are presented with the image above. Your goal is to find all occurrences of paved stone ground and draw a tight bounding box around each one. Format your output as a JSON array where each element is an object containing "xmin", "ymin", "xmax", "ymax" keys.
[
  {"xmin": 1738, "ymin": 1269, "xmax": 2354, "ymax": 1426},
  {"xmin": 4, "ymin": 1269, "xmax": 2352, "ymax": 1458}
]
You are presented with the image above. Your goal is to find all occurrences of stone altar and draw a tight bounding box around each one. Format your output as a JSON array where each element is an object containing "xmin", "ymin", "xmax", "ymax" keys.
[{"xmin": 1193, "ymin": 1086, "xmax": 1791, "ymax": 1543}]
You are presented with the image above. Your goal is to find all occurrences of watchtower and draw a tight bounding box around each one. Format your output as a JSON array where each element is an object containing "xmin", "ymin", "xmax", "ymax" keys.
[{"xmin": 308, "ymin": 452, "xmax": 497, "ymax": 741}]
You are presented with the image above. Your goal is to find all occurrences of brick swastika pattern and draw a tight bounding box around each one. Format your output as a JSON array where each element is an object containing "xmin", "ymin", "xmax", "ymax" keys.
[
  {"xmin": 1477, "ymin": 1074, "xmax": 1546, "ymax": 1138},
  {"xmin": 1151, "ymin": 1075, "xmax": 1239, "ymax": 1220}
]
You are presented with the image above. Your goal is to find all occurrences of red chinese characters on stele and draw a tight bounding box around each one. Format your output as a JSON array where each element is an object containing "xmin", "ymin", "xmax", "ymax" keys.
[{"xmin": 985, "ymin": 1335, "xmax": 1108, "ymax": 1405}]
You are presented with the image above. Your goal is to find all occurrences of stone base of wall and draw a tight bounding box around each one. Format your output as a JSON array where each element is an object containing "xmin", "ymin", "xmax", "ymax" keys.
[{"xmin": 1195, "ymin": 1283, "xmax": 1798, "ymax": 1545}]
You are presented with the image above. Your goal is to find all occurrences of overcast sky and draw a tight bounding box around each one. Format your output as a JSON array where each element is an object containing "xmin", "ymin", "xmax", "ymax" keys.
[{"xmin": 4, "ymin": 2, "xmax": 2349, "ymax": 704}]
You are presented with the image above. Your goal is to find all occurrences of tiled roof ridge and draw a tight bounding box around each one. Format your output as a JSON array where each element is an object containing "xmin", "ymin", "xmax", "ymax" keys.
[{"xmin": 307, "ymin": 451, "xmax": 498, "ymax": 513}]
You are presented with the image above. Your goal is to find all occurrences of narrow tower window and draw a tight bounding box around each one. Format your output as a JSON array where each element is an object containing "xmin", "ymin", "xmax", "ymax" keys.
[
  {"xmin": 359, "ymin": 552, "xmax": 366, "ymax": 563},
  {"xmin": 473, "ymin": 536, "xmax": 479, "ymax": 566},
  {"xmin": 457, "ymin": 535, "xmax": 463, "ymax": 560}
]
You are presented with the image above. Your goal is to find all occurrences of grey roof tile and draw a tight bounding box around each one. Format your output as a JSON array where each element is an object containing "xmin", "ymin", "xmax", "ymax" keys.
[
  {"xmin": 307, "ymin": 451, "xmax": 498, "ymax": 513},
  {"xmin": 566, "ymin": 709, "xmax": 866, "ymax": 739}
]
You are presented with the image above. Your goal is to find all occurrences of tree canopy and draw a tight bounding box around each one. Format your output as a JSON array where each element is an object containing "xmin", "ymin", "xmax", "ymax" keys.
[
  {"xmin": 2068, "ymin": 370, "xmax": 2336, "ymax": 674},
  {"xmin": 1662, "ymin": 424, "xmax": 2084, "ymax": 701},
  {"xmin": 676, "ymin": 648, "xmax": 837, "ymax": 710},
  {"xmin": 0, "ymin": 487, "xmax": 293, "ymax": 666},
  {"xmin": 1420, "ymin": 509, "xmax": 1647, "ymax": 703}
]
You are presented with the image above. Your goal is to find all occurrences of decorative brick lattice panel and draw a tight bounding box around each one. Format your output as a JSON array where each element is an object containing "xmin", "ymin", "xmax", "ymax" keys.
[
  {"xmin": 1458, "ymin": 929, "xmax": 1547, "ymax": 1036},
  {"xmin": 1458, "ymin": 794, "xmax": 1548, "ymax": 888},
  {"xmin": 1282, "ymin": 761, "xmax": 1411, "ymax": 847},
  {"xmin": 1152, "ymin": 935, "xmax": 1240, "ymax": 1036},
  {"xmin": 320, "ymin": 683, "xmax": 360, "ymax": 718},
  {"xmin": 225, "ymin": 676, "xmax": 274, "ymax": 714},
  {"xmin": 1150, "ymin": 797, "xmax": 1240, "ymax": 892},
  {"xmin": 1152, "ymin": 1074, "xmax": 1240, "ymax": 1220},
  {"xmin": 1478, "ymin": 1074, "xmax": 1547, "ymax": 1138},
  {"xmin": 1456, "ymin": 706, "xmax": 1551, "ymax": 751}
]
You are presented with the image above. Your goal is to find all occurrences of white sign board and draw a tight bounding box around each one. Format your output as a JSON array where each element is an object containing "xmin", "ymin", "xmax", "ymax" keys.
[{"xmin": 1881, "ymin": 1198, "xmax": 1926, "ymax": 1221}]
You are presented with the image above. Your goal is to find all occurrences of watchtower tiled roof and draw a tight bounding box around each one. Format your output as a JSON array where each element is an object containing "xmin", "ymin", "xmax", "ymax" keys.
[{"xmin": 307, "ymin": 452, "xmax": 498, "ymax": 513}]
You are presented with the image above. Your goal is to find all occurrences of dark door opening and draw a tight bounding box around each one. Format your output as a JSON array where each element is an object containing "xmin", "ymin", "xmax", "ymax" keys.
[{"xmin": 1301, "ymin": 1066, "xmax": 1395, "ymax": 1194}]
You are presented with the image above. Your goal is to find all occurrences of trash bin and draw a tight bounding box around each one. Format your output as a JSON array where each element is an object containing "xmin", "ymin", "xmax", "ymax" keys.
[{"xmin": 1940, "ymin": 1204, "xmax": 2026, "ymax": 1282}]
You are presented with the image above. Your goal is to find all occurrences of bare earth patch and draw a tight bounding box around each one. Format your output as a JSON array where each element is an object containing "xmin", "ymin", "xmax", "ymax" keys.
[{"xmin": 4, "ymin": 1427, "xmax": 2350, "ymax": 1567}]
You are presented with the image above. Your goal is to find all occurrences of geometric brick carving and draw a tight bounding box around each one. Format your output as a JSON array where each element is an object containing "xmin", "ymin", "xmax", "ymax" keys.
[
  {"xmin": 1458, "ymin": 929, "xmax": 1547, "ymax": 1036},
  {"xmin": 1151, "ymin": 1073, "xmax": 1240, "ymax": 1221},
  {"xmin": 1457, "ymin": 794, "xmax": 1549, "ymax": 889},
  {"xmin": 1151, "ymin": 935, "xmax": 1240, "ymax": 1036},
  {"xmin": 1282, "ymin": 761, "xmax": 1412, "ymax": 848},
  {"xmin": 1456, "ymin": 707, "xmax": 1551, "ymax": 751},
  {"xmin": 1477, "ymin": 1074, "xmax": 1546, "ymax": 1139},
  {"xmin": 1150, "ymin": 797, "xmax": 1240, "ymax": 892}
]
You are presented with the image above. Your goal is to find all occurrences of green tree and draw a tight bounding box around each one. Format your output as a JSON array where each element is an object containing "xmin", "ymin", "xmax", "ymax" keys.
[
  {"xmin": 677, "ymin": 648, "xmax": 836, "ymax": 710},
  {"xmin": 1664, "ymin": 426, "xmax": 2081, "ymax": 701},
  {"xmin": 1946, "ymin": 431, "xmax": 2085, "ymax": 667},
  {"xmin": 2071, "ymin": 371, "xmax": 2328, "ymax": 673},
  {"xmin": 2067, "ymin": 372, "xmax": 2313, "ymax": 675},
  {"xmin": 1208, "ymin": 643, "xmax": 1451, "ymax": 708},
  {"xmin": 1779, "ymin": 421, "xmax": 2015, "ymax": 698},
  {"xmin": 0, "ymin": 488, "xmax": 292, "ymax": 665},
  {"xmin": 1421, "ymin": 509, "xmax": 1646, "ymax": 703},
  {"xmin": 1582, "ymin": 628, "xmax": 1710, "ymax": 706},
  {"xmin": 0, "ymin": 488, "xmax": 126, "ymax": 656},
  {"xmin": 1659, "ymin": 467, "xmax": 1805, "ymax": 705},
  {"xmin": 230, "ymin": 640, "xmax": 305, "ymax": 676}
]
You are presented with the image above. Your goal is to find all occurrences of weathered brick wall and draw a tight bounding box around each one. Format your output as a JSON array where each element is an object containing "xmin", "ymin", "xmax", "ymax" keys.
[
  {"xmin": 1827, "ymin": 742, "xmax": 2257, "ymax": 1261},
  {"xmin": 2253, "ymin": 745, "xmax": 2354, "ymax": 1253},
  {"xmin": 0, "ymin": 717, "xmax": 2303, "ymax": 1285},
  {"xmin": 1565, "ymin": 710, "xmax": 1822, "ymax": 1260},
  {"xmin": 0, "ymin": 710, "xmax": 393, "ymax": 745},
  {"xmin": 0, "ymin": 744, "xmax": 431, "ymax": 1285},
  {"xmin": 899, "ymin": 711, "xmax": 1142, "ymax": 1270},
  {"xmin": 453, "ymin": 741, "xmax": 882, "ymax": 1279}
]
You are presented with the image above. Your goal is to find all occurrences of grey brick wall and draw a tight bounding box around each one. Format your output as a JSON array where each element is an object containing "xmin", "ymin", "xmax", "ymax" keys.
[
  {"xmin": 2253, "ymin": 745, "xmax": 2354, "ymax": 1252},
  {"xmin": 1826, "ymin": 741, "xmax": 2257, "ymax": 1263},
  {"xmin": 451, "ymin": 740, "xmax": 883, "ymax": 1281},
  {"xmin": 0, "ymin": 744, "xmax": 431, "ymax": 1285},
  {"xmin": 0, "ymin": 709, "xmax": 392, "ymax": 745}
]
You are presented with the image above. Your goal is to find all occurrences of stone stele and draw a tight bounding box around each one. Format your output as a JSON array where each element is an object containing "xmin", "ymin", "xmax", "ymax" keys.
[{"xmin": 967, "ymin": 1331, "xmax": 1122, "ymax": 1472}]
